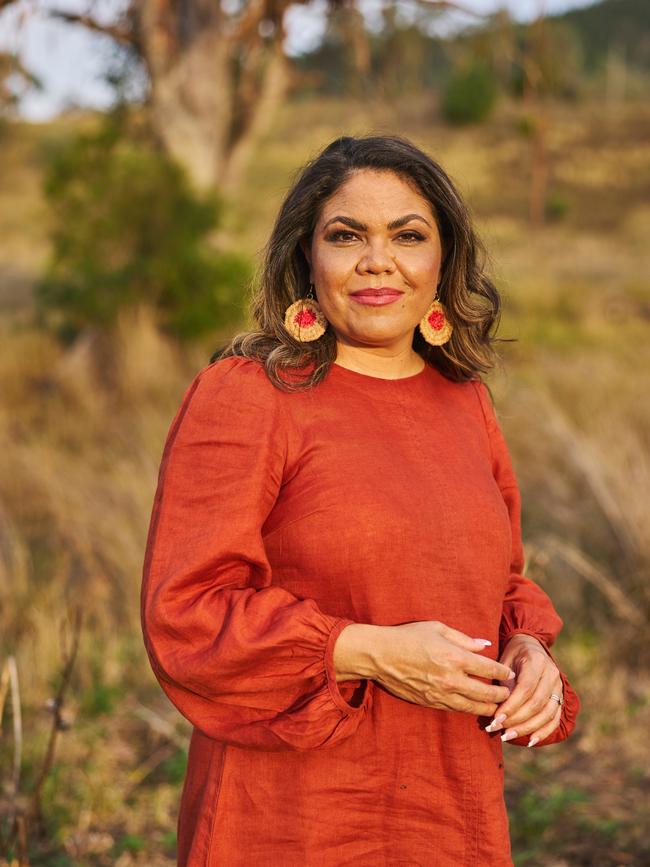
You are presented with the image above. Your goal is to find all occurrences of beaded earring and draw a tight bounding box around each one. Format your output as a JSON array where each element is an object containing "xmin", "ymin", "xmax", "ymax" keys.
[
  {"xmin": 418, "ymin": 289, "xmax": 453, "ymax": 346},
  {"xmin": 283, "ymin": 282, "xmax": 328, "ymax": 342}
]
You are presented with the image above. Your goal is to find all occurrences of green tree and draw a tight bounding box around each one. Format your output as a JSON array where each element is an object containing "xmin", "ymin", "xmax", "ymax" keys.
[
  {"xmin": 35, "ymin": 113, "xmax": 250, "ymax": 343},
  {"xmin": 441, "ymin": 60, "xmax": 498, "ymax": 125}
]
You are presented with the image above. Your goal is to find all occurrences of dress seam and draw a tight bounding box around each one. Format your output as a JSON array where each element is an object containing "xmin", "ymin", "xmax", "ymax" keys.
[{"xmin": 205, "ymin": 743, "xmax": 227, "ymax": 867}]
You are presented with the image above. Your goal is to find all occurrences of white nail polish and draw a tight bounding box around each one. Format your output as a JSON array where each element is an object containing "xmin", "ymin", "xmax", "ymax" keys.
[
  {"xmin": 473, "ymin": 639, "xmax": 492, "ymax": 646},
  {"xmin": 501, "ymin": 730, "xmax": 518, "ymax": 742},
  {"xmin": 527, "ymin": 736, "xmax": 540, "ymax": 748},
  {"xmin": 484, "ymin": 713, "xmax": 506, "ymax": 733}
]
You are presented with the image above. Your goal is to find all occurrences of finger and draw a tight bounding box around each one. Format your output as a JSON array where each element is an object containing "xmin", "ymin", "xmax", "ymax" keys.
[
  {"xmin": 500, "ymin": 673, "xmax": 562, "ymax": 729},
  {"xmin": 463, "ymin": 652, "xmax": 515, "ymax": 684},
  {"xmin": 435, "ymin": 622, "xmax": 495, "ymax": 653},
  {"xmin": 500, "ymin": 696, "xmax": 560, "ymax": 740},
  {"xmin": 443, "ymin": 693, "xmax": 500, "ymax": 718},
  {"xmin": 453, "ymin": 675, "xmax": 512, "ymax": 706},
  {"xmin": 492, "ymin": 656, "xmax": 548, "ymax": 721},
  {"xmin": 526, "ymin": 702, "xmax": 562, "ymax": 747}
]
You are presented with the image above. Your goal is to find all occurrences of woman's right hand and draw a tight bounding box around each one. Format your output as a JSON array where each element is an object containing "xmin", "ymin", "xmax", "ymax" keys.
[{"xmin": 333, "ymin": 621, "xmax": 515, "ymax": 717}]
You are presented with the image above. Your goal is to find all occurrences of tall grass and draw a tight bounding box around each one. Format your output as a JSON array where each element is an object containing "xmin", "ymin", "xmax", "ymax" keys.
[{"xmin": 1, "ymin": 96, "xmax": 649, "ymax": 865}]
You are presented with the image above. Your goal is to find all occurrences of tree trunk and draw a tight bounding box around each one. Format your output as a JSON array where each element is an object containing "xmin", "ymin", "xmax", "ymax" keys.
[
  {"xmin": 133, "ymin": 0, "xmax": 295, "ymax": 193},
  {"xmin": 26, "ymin": 0, "xmax": 302, "ymax": 193},
  {"xmin": 142, "ymin": 22, "xmax": 234, "ymax": 190},
  {"xmin": 221, "ymin": 38, "xmax": 291, "ymax": 194}
]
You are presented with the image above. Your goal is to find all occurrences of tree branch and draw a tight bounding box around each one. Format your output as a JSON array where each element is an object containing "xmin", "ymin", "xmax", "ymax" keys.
[
  {"xmin": 48, "ymin": 10, "xmax": 136, "ymax": 47},
  {"xmin": 411, "ymin": 0, "xmax": 488, "ymax": 20}
]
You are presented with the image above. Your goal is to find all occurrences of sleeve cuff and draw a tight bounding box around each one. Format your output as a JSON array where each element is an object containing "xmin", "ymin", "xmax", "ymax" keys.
[
  {"xmin": 323, "ymin": 618, "xmax": 373, "ymax": 715},
  {"xmin": 500, "ymin": 631, "xmax": 581, "ymax": 748}
]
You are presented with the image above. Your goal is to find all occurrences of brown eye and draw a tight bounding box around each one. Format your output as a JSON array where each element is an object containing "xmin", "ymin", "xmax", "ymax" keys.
[
  {"xmin": 325, "ymin": 230, "xmax": 357, "ymax": 242},
  {"xmin": 398, "ymin": 232, "xmax": 425, "ymax": 242}
]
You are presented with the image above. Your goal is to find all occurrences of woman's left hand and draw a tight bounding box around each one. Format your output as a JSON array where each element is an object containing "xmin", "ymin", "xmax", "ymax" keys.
[{"xmin": 484, "ymin": 634, "xmax": 563, "ymax": 747}]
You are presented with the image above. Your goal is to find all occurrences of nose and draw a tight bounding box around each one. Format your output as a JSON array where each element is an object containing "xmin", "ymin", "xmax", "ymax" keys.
[{"xmin": 356, "ymin": 239, "xmax": 397, "ymax": 275}]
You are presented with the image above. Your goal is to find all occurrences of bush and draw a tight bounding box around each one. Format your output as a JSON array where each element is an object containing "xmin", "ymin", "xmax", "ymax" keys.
[
  {"xmin": 441, "ymin": 61, "xmax": 498, "ymax": 125},
  {"xmin": 35, "ymin": 112, "xmax": 251, "ymax": 343},
  {"xmin": 545, "ymin": 192, "xmax": 571, "ymax": 222}
]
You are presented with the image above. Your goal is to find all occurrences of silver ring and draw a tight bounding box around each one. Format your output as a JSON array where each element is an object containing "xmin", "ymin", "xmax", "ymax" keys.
[{"xmin": 550, "ymin": 692, "xmax": 563, "ymax": 706}]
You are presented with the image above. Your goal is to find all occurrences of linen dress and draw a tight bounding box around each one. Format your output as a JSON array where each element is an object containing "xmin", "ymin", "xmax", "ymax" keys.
[{"xmin": 140, "ymin": 354, "xmax": 580, "ymax": 867}]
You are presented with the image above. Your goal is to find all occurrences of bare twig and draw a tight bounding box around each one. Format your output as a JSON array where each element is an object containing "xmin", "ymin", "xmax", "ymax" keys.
[
  {"xmin": 48, "ymin": 10, "xmax": 136, "ymax": 47},
  {"xmin": 15, "ymin": 812, "xmax": 30, "ymax": 866},
  {"xmin": 537, "ymin": 536, "xmax": 644, "ymax": 627},
  {"xmin": 412, "ymin": 0, "xmax": 487, "ymax": 19},
  {"xmin": 0, "ymin": 656, "xmax": 10, "ymax": 725},
  {"xmin": 125, "ymin": 742, "xmax": 176, "ymax": 794},
  {"xmin": 0, "ymin": 656, "xmax": 24, "ymax": 859},
  {"xmin": 537, "ymin": 389, "xmax": 642, "ymax": 562},
  {"xmin": 26, "ymin": 606, "xmax": 83, "ymax": 828},
  {"xmin": 132, "ymin": 702, "xmax": 188, "ymax": 749}
]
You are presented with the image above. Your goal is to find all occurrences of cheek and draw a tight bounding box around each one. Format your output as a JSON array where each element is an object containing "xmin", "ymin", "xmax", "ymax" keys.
[
  {"xmin": 409, "ymin": 249, "xmax": 442, "ymax": 279},
  {"xmin": 310, "ymin": 257, "xmax": 352, "ymax": 321},
  {"xmin": 313, "ymin": 251, "xmax": 352, "ymax": 284}
]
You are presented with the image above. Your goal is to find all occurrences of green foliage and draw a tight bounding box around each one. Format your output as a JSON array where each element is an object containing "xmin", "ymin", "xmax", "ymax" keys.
[
  {"xmin": 545, "ymin": 193, "xmax": 570, "ymax": 222},
  {"xmin": 35, "ymin": 112, "xmax": 251, "ymax": 343},
  {"xmin": 113, "ymin": 833, "xmax": 146, "ymax": 855},
  {"xmin": 558, "ymin": 0, "xmax": 650, "ymax": 74},
  {"xmin": 80, "ymin": 657, "xmax": 124, "ymax": 717},
  {"xmin": 441, "ymin": 61, "xmax": 498, "ymax": 125},
  {"xmin": 509, "ymin": 784, "xmax": 590, "ymax": 863},
  {"xmin": 160, "ymin": 747, "xmax": 188, "ymax": 784},
  {"xmin": 162, "ymin": 829, "xmax": 178, "ymax": 852}
]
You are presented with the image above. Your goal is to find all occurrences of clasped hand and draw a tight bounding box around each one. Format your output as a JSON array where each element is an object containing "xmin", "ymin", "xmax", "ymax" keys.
[
  {"xmin": 485, "ymin": 633, "xmax": 564, "ymax": 747},
  {"xmin": 364, "ymin": 621, "xmax": 563, "ymax": 743}
]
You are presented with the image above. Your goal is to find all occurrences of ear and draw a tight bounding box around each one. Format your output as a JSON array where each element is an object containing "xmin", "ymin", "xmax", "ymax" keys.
[{"xmin": 299, "ymin": 236, "xmax": 312, "ymax": 268}]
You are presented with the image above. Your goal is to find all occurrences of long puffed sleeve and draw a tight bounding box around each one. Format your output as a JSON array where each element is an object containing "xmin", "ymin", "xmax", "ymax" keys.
[
  {"xmin": 472, "ymin": 381, "xmax": 580, "ymax": 747},
  {"xmin": 141, "ymin": 357, "xmax": 373, "ymax": 751}
]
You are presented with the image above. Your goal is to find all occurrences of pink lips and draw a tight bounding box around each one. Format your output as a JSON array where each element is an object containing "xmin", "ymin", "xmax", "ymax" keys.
[{"xmin": 350, "ymin": 288, "xmax": 404, "ymax": 307}]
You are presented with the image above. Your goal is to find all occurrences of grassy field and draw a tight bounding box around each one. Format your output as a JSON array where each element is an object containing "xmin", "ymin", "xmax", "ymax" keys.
[{"xmin": 0, "ymin": 93, "xmax": 649, "ymax": 865}]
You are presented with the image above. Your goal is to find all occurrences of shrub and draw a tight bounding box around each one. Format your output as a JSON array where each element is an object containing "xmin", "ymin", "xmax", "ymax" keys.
[
  {"xmin": 545, "ymin": 192, "xmax": 571, "ymax": 222},
  {"xmin": 35, "ymin": 112, "xmax": 251, "ymax": 343},
  {"xmin": 441, "ymin": 61, "xmax": 498, "ymax": 125}
]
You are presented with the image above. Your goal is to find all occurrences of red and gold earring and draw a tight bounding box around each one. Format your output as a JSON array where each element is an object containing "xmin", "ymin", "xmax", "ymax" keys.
[
  {"xmin": 418, "ymin": 289, "xmax": 453, "ymax": 346},
  {"xmin": 284, "ymin": 282, "xmax": 328, "ymax": 341}
]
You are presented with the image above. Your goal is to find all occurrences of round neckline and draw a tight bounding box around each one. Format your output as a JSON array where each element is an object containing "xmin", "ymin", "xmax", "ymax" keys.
[{"xmin": 330, "ymin": 360, "xmax": 431, "ymax": 384}]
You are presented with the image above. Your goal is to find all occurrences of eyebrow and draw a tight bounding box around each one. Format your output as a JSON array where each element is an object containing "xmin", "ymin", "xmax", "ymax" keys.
[{"xmin": 322, "ymin": 213, "xmax": 432, "ymax": 232}]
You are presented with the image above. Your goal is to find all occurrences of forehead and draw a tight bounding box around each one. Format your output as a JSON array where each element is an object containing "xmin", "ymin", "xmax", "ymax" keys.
[{"xmin": 318, "ymin": 169, "xmax": 433, "ymax": 222}]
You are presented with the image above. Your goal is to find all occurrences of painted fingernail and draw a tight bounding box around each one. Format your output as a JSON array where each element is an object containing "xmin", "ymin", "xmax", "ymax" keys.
[
  {"xmin": 473, "ymin": 638, "xmax": 492, "ymax": 646},
  {"xmin": 501, "ymin": 730, "xmax": 518, "ymax": 742},
  {"xmin": 527, "ymin": 736, "xmax": 540, "ymax": 748},
  {"xmin": 506, "ymin": 670, "xmax": 516, "ymax": 680},
  {"xmin": 484, "ymin": 713, "xmax": 507, "ymax": 733}
]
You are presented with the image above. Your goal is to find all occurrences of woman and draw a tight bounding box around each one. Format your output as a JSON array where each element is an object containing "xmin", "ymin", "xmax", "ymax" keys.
[{"xmin": 141, "ymin": 134, "xmax": 580, "ymax": 866}]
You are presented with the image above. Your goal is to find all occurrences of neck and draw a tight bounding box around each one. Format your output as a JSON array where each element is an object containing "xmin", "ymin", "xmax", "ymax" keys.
[{"xmin": 334, "ymin": 344, "xmax": 425, "ymax": 380}]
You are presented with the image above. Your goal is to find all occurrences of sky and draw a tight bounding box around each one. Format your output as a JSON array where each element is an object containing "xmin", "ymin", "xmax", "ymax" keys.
[{"xmin": 0, "ymin": 0, "xmax": 598, "ymax": 121}]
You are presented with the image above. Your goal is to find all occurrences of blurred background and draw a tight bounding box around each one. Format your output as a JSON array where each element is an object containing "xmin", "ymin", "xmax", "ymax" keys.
[{"xmin": 0, "ymin": 0, "xmax": 648, "ymax": 864}]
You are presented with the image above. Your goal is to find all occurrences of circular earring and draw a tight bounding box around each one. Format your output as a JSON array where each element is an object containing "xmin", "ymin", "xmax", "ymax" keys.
[
  {"xmin": 418, "ymin": 289, "xmax": 453, "ymax": 346},
  {"xmin": 284, "ymin": 282, "xmax": 328, "ymax": 342}
]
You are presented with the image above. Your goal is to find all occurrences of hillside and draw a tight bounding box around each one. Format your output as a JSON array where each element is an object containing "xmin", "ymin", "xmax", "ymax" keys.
[{"xmin": 1, "ymin": 92, "xmax": 649, "ymax": 865}]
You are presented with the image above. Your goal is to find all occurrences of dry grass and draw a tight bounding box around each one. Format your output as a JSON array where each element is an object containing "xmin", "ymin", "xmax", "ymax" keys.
[{"xmin": 0, "ymin": 94, "xmax": 649, "ymax": 865}]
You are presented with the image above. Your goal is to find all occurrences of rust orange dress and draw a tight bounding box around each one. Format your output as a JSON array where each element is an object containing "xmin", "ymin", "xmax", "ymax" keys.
[{"xmin": 141, "ymin": 355, "xmax": 580, "ymax": 867}]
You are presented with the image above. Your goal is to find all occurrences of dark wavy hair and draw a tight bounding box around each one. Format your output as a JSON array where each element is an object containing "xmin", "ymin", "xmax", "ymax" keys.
[{"xmin": 212, "ymin": 134, "xmax": 511, "ymax": 391}]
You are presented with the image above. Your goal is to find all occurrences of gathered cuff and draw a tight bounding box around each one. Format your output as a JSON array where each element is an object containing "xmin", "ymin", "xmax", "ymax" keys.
[
  {"xmin": 500, "ymin": 630, "xmax": 581, "ymax": 748},
  {"xmin": 324, "ymin": 618, "xmax": 374, "ymax": 715}
]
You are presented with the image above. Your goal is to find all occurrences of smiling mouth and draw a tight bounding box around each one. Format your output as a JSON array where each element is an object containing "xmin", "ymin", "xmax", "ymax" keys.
[
  {"xmin": 349, "ymin": 288, "xmax": 404, "ymax": 307},
  {"xmin": 350, "ymin": 288, "xmax": 404, "ymax": 297}
]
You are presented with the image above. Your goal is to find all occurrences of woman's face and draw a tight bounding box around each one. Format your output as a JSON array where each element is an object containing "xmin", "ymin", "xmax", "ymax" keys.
[{"xmin": 300, "ymin": 168, "xmax": 444, "ymax": 355}]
